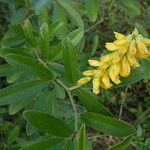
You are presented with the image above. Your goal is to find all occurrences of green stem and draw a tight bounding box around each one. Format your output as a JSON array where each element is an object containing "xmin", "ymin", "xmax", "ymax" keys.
[
  {"xmin": 119, "ymin": 86, "xmax": 129, "ymax": 120},
  {"xmin": 34, "ymin": 49, "xmax": 78, "ymax": 132},
  {"xmin": 56, "ymin": 79, "xmax": 78, "ymax": 132}
]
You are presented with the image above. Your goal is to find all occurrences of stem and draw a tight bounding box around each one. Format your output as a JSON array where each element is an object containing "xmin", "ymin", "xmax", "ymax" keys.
[
  {"xmin": 119, "ymin": 86, "xmax": 129, "ymax": 120},
  {"xmin": 68, "ymin": 85, "xmax": 81, "ymax": 91},
  {"xmin": 85, "ymin": 19, "xmax": 104, "ymax": 33},
  {"xmin": 34, "ymin": 49, "xmax": 78, "ymax": 132},
  {"xmin": 56, "ymin": 79, "xmax": 78, "ymax": 132}
]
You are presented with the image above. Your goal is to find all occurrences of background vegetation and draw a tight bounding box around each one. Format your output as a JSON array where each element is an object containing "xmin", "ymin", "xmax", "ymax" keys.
[{"xmin": 0, "ymin": 0, "xmax": 150, "ymax": 150}]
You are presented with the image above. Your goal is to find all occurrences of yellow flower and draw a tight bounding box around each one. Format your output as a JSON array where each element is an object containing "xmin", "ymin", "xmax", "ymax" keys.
[
  {"xmin": 108, "ymin": 63, "xmax": 121, "ymax": 84},
  {"xmin": 92, "ymin": 78, "xmax": 100, "ymax": 94},
  {"xmin": 77, "ymin": 77, "xmax": 91, "ymax": 85},
  {"xmin": 105, "ymin": 42, "xmax": 117, "ymax": 51},
  {"xmin": 88, "ymin": 60, "xmax": 102, "ymax": 67},
  {"xmin": 83, "ymin": 70, "xmax": 95, "ymax": 76},
  {"xmin": 143, "ymin": 38, "xmax": 150, "ymax": 46},
  {"xmin": 120, "ymin": 56, "xmax": 131, "ymax": 77},
  {"xmin": 114, "ymin": 32, "xmax": 126, "ymax": 39},
  {"xmin": 77, "ymin": 28, "xmax": 150, "ymax": 95}
]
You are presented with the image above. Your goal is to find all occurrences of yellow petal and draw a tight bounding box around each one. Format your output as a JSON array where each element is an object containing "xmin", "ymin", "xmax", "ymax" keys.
[
  {"xmin": 120, "ymin": 56, "xmax": 131, "ymax": 77},
  {"xmin": 105, "ymin": 42, "xmax": 118, "ymax": 51},
  {"xmin": 113, "ymin": 76, "xmax": 121, "ymax": 84},
  {"xmin": 143, "ymin": 38, "xmax": 150, "ymax": 46},
  {"xmin": 127, "ymin": 53, "xmax": 140, "ymax": 67},
  {"xmin": 112, "ymin": 52, "xmax": 123, "ymax": 64},
  {"xmin": 88, "ymin": 60, "xmax": 102, "ymax": 67},
  {"xmin": 129, "ymin": 40, "xmax": 136, "ymax": 55},
  {"xmin": 77, "ymin": 77, "xmax": 91, "ymax": 85},
  {"xmin": 108, "ymin": 63, "xmax": 120, "ymax": 82},
  {"xmin": 136, "ymin": 37, "xmax": 150, "ymax": 58},
  {"xmin": 83, "ymin": 70, "xmax": 95, "ymax": 76},
  {"xmin": 99, "ymin": 63, "xmax": 111, "ymax": 69},
  {"xmin": 102, "ymin": 72, "xmax": 112, "ymax": 89},
  {"xmin": 114, "ymin": 32, "xmax": 126, "ymax": 39},
  {"xmin": 100, "ymin": 54, "xmax": 113, "ymax": 62},
  {"xmin": 92, "ymin": 78, "xmax": 100, "ymax": 95},
  {"xmin": 113, "ymin": 38, "xmax": 128, "ymax": 46}
]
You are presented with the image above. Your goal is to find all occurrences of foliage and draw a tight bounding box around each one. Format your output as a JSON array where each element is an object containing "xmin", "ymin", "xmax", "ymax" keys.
[{"xmin": 0, "ymin": 0, "xmax": 150, "ymax": 150}]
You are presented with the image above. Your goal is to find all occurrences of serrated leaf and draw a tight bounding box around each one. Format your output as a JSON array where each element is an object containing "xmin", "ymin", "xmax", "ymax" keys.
[
  {"xmin": 74, "ymin": 88, "xmax": 113, "ymax": 117},
  {"xmin": 0, "ymin": 80, "xmax": 48, "ymax": 106},
  {"xmin": 62, "ymin": 37, "xmax": 78, "ymax": 84},
  {"xmin": 5, "ymin": 54, "xmax": 53, "ymax": 80},
  {"xmin": 57, "ymin": 0, "xmax": 84, "ymax": 28},
  {"xmin": 21, "ymin": 137, "xmax": 63, "ymax": 150},
  {"xmin": 77, "ymin": 124, "xmax": 86, "ymax": 150},
  {"xmin": 23, "ymin": 110, "xmax": 72, "ymax": 137},
  {"xmin": 85, "ymin": 0, "xmax": 99, "ymax": 22},
  {"xmin": 80, "ymin": 112, "xmax": 136, "ymax": 137},
  {"xmin": 108, "ymin": 135, "xmax": 132, "ymax": 150}
]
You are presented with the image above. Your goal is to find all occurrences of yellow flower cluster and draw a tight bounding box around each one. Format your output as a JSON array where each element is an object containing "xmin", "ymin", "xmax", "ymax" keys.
[{"xmin": 77, "ymin": 29, "xmax": 150, "ymax": 95}]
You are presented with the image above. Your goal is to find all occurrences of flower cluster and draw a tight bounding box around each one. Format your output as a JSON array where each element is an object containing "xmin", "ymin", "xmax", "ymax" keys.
[{"xmin": 77, "ymin": 29, "xmax": 150, "ymax": 95}]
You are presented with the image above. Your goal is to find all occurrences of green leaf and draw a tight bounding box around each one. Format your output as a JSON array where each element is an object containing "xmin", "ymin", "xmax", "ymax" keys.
[
  {"xmin": 32, "ymin": 0, "xmax": 52, "ymax": 14},
  {"xmin": 77, "ymin": 124, "xmax": 86, "ymax": 150},
  {"xmin": 57, "ymin": 0, "xmax": 84, "ymax": 28},
  {"xmin": 10, "ymin": 7, "xmax": 28, "ymax": 25},
  {"xmin": 9, "ymin": 97, "xmax": 35, "ymax": 115},
  {"xmin": 5, "ymin": 54, "xmax": 53, "ymax": 80},
  {"xmin": 91, "ymin": 35, "xmax": 99, "ymax": 56},
  {"xmin": 49, "ymin": 21, "xmax": 64, "ymax": 40},
  {"xmin": 85, "ymin": 0, "xmax": 99, "ymax": 22},
  {"xmin": 80, "ymin": 112, "xmax": 136, "ymax": 137},
  {"xmin": 7, "ymin": 126, "xmax": 20, "ymax": 145},
  {"xmin": 40, "ymin": 23, "xmax": 50, "ymax": 60},
  {"xmin": 68, "ymin": 28, "xmax": 84, "ymax": 46},
  {"xmin": 141, "ymin": 58, "xmax": 150, "ymax": 79},
  {"xmin": 74, "ymin": 88, "xmax": 113, "ymax": 117},
  {"xmin": 0, "ymin": 80, "xmax": 48, "ymax": 106},
  {"xmin": 2, "ymin": 36, "xmax": 26, "ymax": 47},
  {"xmin": 0, "ymin": 48, "xmax": 31, "ymax": 58},
  {"xmin": 22, "ymin": 137, "xmax": 63, "ymax": 150},
  {"xmin": 53, "ymin": 3, "xmax": 67, "ymax": 39},
  {"xmin": 26, "ymin": 123, "xmax": 37, "ymax": 136},
  {"xmin": 23, "ymin": 19, "xmax": 35, "ymax": 45},
  {"xmin": 108, "ymin": 136, "xmax": 132, "ymax": 150},
  {"xmin": 135, "ymin": 23, "xmax": 149, "ymax": 38},
  {"xmin": 0, "ymin": 64, "xmax": 16, "ymax": 77},
  {"xmin": 49, "ymin": 44, "xmax": 62, "ymax": 61},
  {"xmin": 114, "ymin": 68, "xmax": 143, "ymax": 88},
  {"xmin": 54, "ymin": 82, "xmax": 66, "ymax": 99},
  {"xmin": 23, "ymin": 110, "xmax": 72, "ymax": 137},
  {"xmin": 116, "ymin": 0, "xmax": 141, "ymax": 16},
  {"xmin": 62, "ymin": 37, "xmax": 78, "ymax": 84}
]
